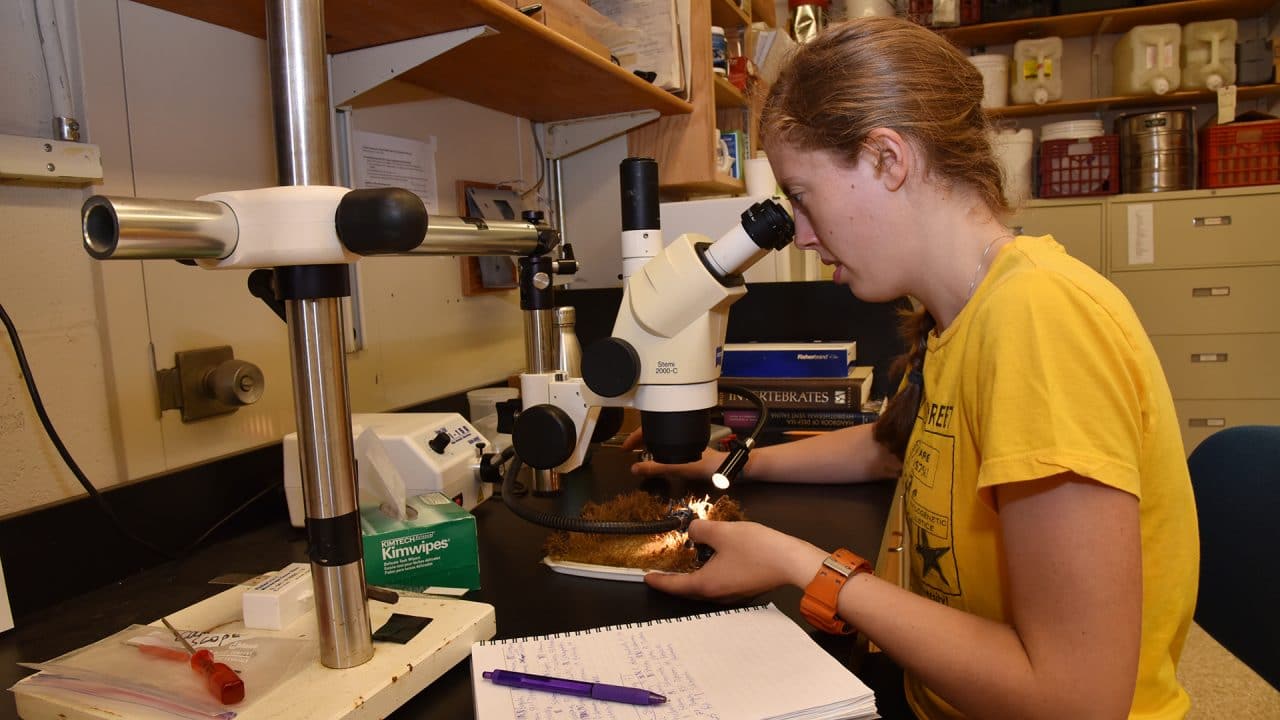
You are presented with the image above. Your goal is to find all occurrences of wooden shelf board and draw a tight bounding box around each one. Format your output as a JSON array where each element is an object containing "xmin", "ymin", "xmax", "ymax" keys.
[
  {"xmin": 714, "ymin": 74, "xmax": 748, "ymax": 107},
  {"xmin": 988, "ymin": 83, "xmax": 1280, "ymax": 118},
  {"xmin": 134, "ymin": 0, "xmax": 692, "ymax": 122},
  {"xmin": 751, "ymin": 0, "xmax": 777, "ymax": 28},
  {"xmin": 662, "ymin": 175, "xmax": 747, "ymax": 195},
  {"xmin": 711, "ymin": 0, "xmax": 751, "ymax": 29},
  {"xmin": 942, "ymin": 0, "xmax": 1279, "ymax": 47}
]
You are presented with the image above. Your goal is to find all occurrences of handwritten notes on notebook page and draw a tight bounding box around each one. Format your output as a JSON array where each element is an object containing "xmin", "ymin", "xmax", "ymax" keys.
[{"xmin": 471, "ymin": 603, "xmax": 877, "ymax": 720}]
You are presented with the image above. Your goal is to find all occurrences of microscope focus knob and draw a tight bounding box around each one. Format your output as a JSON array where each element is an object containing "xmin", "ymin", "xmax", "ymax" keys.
[
  {"xmin": 428, "ymin": 429, "xmax": 451, "ymax": 454},
  {"xmin": 513, "ymin": 404, "xmax": 576, "ymax": 470},
  {"xmin": 581, "ymin": 338, "xmax": 641, "ymax": 398}
]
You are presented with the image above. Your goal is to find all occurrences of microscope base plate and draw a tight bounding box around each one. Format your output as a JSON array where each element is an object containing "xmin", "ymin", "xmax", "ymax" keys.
[{"xmin": 14, "ymin": 584, "xmax": 495, "ymax": 720}]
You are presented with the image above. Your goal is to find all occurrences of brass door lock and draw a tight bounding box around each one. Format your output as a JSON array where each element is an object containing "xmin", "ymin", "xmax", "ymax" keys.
[{"xmin": 156, "ymin": 345, "xmax": 265, "ymax": 422}]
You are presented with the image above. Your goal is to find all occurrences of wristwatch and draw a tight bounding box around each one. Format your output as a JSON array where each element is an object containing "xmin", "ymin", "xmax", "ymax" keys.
[{"xmin": 800, "ymin": 548, "xmax": 871, "ymax": 635}]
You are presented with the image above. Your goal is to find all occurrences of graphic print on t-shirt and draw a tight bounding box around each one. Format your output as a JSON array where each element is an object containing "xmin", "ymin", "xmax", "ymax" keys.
[{"xmin": 905, "ymin": 419, "xmax": 961, "ymax": 603}]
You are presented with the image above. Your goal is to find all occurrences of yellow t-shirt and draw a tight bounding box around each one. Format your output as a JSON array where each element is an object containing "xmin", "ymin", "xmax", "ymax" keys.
[{"xmin": 901, "ymin": 235, "xmax": 1198, "ymax": 719}]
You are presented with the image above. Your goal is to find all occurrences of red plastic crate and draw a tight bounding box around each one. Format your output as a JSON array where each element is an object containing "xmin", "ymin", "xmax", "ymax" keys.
[
  {"xmin": 907, "ymin": 0, "xmax": 981, "ymax": 27},
  {"xmin": 1038, "ymin": 136, "xmax": 1121, "ymax": 198},
  {"xmin": 1201, "ymin": 119, "xmax": 1280, "ymax": 189}
]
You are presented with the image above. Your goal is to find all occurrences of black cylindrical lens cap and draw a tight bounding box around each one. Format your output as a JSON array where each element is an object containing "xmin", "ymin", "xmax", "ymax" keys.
[{"xmin": 620, "ymin": 157, "xmax": 659, "ymax": 232}]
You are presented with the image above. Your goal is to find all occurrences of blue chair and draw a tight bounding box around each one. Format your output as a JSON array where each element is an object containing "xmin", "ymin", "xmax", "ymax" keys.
[{"xmin": 1185, "ymin": 425, "xmax": 1280, "ymax": 690}]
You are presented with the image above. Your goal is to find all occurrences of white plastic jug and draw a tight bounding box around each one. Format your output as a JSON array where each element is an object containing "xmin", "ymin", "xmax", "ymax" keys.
[
  {"xmin": 1010, "ymin": 37, "xmax": 1063, "ymax": 106},
  {"xmin": 1182, "ymin": 19, "xmax": 1238, "ymax": 90},
  {"xmin": 1114, "ymin": 24, "xmax": 1182, "ymax": 96}
]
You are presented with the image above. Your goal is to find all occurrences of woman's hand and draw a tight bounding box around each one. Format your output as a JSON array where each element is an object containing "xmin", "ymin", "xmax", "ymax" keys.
[
  {"xmin": 621, "ymin": 427, "xmax": 727, "ymax": 481},
  {"xmin": 644, "ymin": 519, "xmax": 827, "ymax": 601}
]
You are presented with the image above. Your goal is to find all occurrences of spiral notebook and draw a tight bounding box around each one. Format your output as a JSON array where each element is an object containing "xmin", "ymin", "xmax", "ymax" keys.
[{"xmin": 470, "ymin": 603, "xmax": 877, "ymax": 719}]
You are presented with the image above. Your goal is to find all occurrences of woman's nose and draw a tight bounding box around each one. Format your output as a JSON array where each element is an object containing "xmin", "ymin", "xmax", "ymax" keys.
[{"xmin": 792, "ymin": 215, "xmax": 818, "ymax": 249}]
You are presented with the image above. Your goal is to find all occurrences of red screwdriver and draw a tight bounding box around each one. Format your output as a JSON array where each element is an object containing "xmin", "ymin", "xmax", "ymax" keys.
[{"xmin": 160, "ymin": 617, "xmax": 246, "ymax": 705}]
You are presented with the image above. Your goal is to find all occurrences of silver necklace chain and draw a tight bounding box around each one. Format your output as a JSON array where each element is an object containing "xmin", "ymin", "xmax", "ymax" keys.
[{"xmin": 967, "ymin": 234, "xmax": 1013, "ymax": 300}]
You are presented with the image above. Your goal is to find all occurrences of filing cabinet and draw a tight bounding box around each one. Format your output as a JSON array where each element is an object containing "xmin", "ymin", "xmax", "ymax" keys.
[
  {"xmin": 1108, "ymin": 185, "xmax": 1280, "ymax": 454},
  {"xmin": 1010, "ymin": 199, "xmax": 1106, "ymax": 273}
]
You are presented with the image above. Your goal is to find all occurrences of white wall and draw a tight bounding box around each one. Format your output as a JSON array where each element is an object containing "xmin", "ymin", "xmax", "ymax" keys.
[{"xmin": 0, "ymin": 0, "xmax": 539, "ymax": 518}]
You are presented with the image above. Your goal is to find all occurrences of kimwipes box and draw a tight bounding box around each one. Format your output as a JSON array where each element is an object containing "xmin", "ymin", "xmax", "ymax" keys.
[{"xmin": 361, "ymin": 492, "xmax": 481, "ymax": 593}]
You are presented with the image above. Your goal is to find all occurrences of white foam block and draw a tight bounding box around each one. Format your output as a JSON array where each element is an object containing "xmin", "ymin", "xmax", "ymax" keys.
[{"xmin": 243, "ymin": 563, "xmax": 314, "ymax": 631}]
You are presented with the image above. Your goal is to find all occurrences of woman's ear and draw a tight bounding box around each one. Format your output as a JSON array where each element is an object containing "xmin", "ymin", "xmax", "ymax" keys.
[{"xmin": 864, "ymin": 128, "xmax": 910, "ymax": 192}]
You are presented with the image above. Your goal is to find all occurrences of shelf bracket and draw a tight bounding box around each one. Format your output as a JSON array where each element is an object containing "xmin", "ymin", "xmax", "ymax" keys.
[
  {"xmin": 329, "ymin": 25, "xmax": 495, "ymax": 105},
  {"xmin": 1089, "ymin": 17, "xmax": 1113, "ymax": 102},
  {"xmin": 540, "ymin": 110, "xmax": 659, "ymax": 160}
]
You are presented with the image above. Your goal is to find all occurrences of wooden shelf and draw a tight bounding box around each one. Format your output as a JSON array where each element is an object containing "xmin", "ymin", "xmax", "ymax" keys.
[
  {"xmin": 714, "ymin": 74, "xmax": 748, "ymax": 107},
  {"xmin": 751, "ymin": 0, "xmax": 778, "ymax": 27},
  {"xmin": 989, "ymin": 83, "xmax": 1280, "ymax": 118},
  {"xmin": 942, "ymin": 0, "xmax": 1279, "ymax": 47},
  {"xmin": 133, "ymin": 0, "xmax": 692, "ymax": 122},
  {"xmin": 711, "ymin": 0, "xmax": 751, "ymax": 29},
  {"xmin": 663, "ymin": 174, "xmax": 747, "ymax": 195}
]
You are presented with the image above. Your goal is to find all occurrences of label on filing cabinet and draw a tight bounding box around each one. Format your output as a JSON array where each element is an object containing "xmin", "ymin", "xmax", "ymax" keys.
[{"xmin": 1127, "ymin": 204, "xmax": 1155, "ymax": 265}]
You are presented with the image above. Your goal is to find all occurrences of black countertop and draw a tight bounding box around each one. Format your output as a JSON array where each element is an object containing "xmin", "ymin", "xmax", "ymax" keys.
[{"xmin": 0, "ymin": 446, "xmax": 896, "ymax": 719}]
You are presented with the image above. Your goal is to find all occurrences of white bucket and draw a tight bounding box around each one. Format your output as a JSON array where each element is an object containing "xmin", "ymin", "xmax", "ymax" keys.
[
  {"xmin": 991, "ymin": 128, "xmax": 1033, "ymax": 206},
  {"xmin": 1041, "ymin": 119, "xmax": 1103, "ymax": 142},
  {"xmin": 969, "ymin": 54, "xmax": 1010, "ymax": 109},
  {"xmin": 466, "ymin": 387, "xmax": 519, "ymax": 422},
  {"xmin": 745, "ymin": 154, "xmax": 778, "ymax": 197}
]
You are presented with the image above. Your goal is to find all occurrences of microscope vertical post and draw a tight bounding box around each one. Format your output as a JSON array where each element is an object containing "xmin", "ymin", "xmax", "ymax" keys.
[
  {"xmin": 267, "ymin": 0, "xmax": 373, "ymax": 669},
  {"xmin": 520, "ymin": 254, "xmax": 562, "ymax": 494}
]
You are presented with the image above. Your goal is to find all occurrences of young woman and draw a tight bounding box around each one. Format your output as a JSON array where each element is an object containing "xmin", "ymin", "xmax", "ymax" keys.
[{"xmin": 630, "ymin": 17, "xmax": 1198, "ymax": 720}]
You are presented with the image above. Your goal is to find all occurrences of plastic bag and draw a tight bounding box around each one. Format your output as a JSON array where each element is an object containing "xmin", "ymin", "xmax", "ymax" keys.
[{"xmin": 20, "ymin": 624, "xmax": 308, "ymax": 717}]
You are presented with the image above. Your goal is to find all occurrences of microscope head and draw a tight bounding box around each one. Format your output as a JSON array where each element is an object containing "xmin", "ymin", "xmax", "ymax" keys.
[{"xmin": 576, "ymin": 159, "xmax": 795, "ymax": 466}]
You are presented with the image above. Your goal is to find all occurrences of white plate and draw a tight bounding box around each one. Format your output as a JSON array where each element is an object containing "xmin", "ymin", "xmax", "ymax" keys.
[{"xmin": 542, "ymin": 557, "xmax": 670, "ymax": 582}]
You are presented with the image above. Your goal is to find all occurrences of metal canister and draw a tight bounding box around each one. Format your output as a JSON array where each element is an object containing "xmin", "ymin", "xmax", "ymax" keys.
[
  {"xmin": 1117, "ymin": 109, "xmax": 1196, "ymax": 193},
  {"xmin": 553, "ymin": 305, "xmax": 581, "ymax": 378}
]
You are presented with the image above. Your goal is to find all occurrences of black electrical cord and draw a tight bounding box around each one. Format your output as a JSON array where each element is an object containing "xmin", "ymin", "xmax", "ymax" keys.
[
  {"xmin": 718, "ymin": 383, "xmax": 769, "ymax": 445},
  {"xmin": 1, "ymin": 301, "xmax": 279, "ymax": 560}
]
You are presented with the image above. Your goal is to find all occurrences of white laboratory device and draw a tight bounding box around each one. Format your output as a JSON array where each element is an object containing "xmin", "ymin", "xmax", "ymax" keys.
[{"xmin": 283, "ymin": 412, "xmax": 493, "ymax": 527}]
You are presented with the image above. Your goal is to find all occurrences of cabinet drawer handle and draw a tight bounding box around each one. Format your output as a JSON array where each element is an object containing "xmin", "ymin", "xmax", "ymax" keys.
[
  {"xmin": 1190, "ymin": 353, "xmax": 1228, "ymax": 363},
  {"xmin": 1191, "ymin": 286, "xmax": 1231, "ymax": 297},
  {"xmin": 1188, "ymin": 418, "xmax": 1227, "ymax": 428},
  {"xmin": 1192, "ymin": 215, "xmax": 1232, "ymax": 227}
]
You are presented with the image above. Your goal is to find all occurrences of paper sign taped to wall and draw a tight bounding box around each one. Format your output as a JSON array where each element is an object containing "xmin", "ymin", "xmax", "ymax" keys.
[{"xmin": 353, "ymin": 130, "xmax": 438, "ymax": 214}]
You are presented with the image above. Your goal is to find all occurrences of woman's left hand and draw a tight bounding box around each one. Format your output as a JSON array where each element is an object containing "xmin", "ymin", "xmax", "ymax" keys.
[{"xmin": 644, "ymin": 519, "xmax": 827, "ymax": 601}]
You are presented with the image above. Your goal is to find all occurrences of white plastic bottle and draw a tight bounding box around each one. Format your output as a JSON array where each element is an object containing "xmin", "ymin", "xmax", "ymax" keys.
[
  {"xmin": 1114, "ymin": 24, "xmax": 1182, "ymax": 96},
  {"xmin": 1010, "ymin": 37, "xmax": 1063, "ymax": 106},
  {"xmin": 1182, "ymin": 19, "xmax": 1238, "ymax": 90}
]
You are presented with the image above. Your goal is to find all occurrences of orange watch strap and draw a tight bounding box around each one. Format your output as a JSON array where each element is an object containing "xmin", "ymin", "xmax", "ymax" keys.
[{"xmin": 800, "ymin": 548, "xmax": 871, "ymax": 635}]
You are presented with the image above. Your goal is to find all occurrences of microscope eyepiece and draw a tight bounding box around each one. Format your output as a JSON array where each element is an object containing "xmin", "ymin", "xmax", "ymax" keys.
[{"xmin": 739, "ymin": 199, "xmax": 795, "ymax": 251}]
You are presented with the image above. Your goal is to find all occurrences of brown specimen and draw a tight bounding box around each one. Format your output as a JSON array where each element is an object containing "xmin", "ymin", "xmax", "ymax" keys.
[{"xmin": 544, "ymin": 492, "xmax": 745, "ymax": 572}]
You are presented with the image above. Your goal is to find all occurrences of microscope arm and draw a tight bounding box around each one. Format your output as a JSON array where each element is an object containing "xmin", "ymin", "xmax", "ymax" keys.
[{"xmin": 82, "ymin": 187, "xmax": 557, "ymax": 266}]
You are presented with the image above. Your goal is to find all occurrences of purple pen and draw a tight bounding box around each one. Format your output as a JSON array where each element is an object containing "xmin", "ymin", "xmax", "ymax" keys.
[{"xmin": 483, "ymin": 669, "xmax": 667, "ymax": 706}]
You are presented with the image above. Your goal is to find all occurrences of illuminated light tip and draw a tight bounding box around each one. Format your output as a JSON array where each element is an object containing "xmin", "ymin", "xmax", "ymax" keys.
[{"xmin": 711, "ymin": 473, "xmax": 730, "ymax": 490}]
